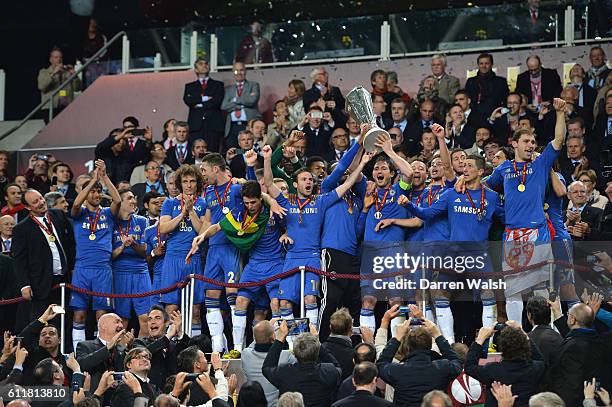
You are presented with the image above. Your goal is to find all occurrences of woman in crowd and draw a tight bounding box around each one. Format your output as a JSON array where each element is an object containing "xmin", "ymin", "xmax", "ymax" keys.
[
  {"xmin": 49, "ymin": 161, "xmax": 77, "ymax": 204},
  {"xmin": 577, "ymin": 169, "xmax": 609, "ymax": 210},
  {"xmin": 285, "ymin": 79, "xmax": 306, "ymax": 129}
]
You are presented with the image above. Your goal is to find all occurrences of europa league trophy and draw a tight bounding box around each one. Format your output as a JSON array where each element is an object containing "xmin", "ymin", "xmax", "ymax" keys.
[{"xmin": 346, "ymin": 86, "xmax": 391, "ymax": 152}]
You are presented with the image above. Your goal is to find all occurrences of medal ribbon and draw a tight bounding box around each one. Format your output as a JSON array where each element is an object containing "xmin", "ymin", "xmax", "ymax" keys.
[
  {"xmin": 427, "ymin": 185, "xmax": 442, "ymax": 206},
  {"xmin": 156, "ymin": 226, "xmax": 163, "ymax": 248},
  {"xmin": 116, "ymin": 216, "xmax": 132, "ymax": 238},
  {"xmin": 214, "ymin": 179, "xmax": 233, "ymax": 211},
  {"xmin": 512, "ymin": 160, "xmax": 527, "ymax": 186},
  {"xmin": 409, "ymin": 188, "xmax": 425, "ymax": 206},
  {"xmin": 297, "ymin": 197, "xmax": 311, "ymax": 223},
  {"xmin": 88, "ymin": 208, "xmax": 101, "ymax": 236},
  {"xmin": 465, "ymin": 187, "xmax": 485, "ymax": 219},
  {"xmin": 241, "ymin": 207, "xmax": 262, "ymax": 232},
  {"xmin": 375, "ymin": 185, "xmax": 392, "ymax": 213},
  {"xmin": 29, "ymin": 214, "xmax": 56, "ymax": 239}
]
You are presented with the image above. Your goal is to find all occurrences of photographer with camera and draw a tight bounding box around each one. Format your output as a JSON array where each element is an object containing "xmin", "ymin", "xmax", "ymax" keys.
[
  {"xmin": 465, "ymin": 321, "xmax": 545, "ymax": 407},
  {"xmin": 377, "ymin": 318, "xmax": 462, "ymax": 407},
  {"xmin": 37, "ymin": 46, "xmax": 82, "ymax": 121}
]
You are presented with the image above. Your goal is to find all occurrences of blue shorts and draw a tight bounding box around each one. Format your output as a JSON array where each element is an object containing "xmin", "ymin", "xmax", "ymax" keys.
[
  {"xmin": 70, "ymin": 265, "xmax": 113, "ymax": 311},
  {"xmin": 238, "ymin": 261, "xmax": 282, "ymax": 304},
  {"xmin": 279, "ymin": 256, "xmax": 321, "ymax": 303},
  {"xmin": 113, "ymin": 271, "xmax": 152, "ymax": 318},
  {"xmin": 161, "ymin": 253, "xmax": 205, "ymax": 305},
  {"xmin": 552, "ymin": 238, "xmax": 575, "ymax": 286},
  {"xmin": 203, "ymin": 245, "xmax": 241, "ymax": 291},
  {"xmin": 151, "ymin": 260, "xmax": 164, "ymax": 305}
]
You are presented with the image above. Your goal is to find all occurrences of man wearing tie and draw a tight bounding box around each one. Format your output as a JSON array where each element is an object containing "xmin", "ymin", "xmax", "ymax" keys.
[
  {"xmin": 132, "ymin": 161, "xmax": 166, "ymax": 212},
  {"xmin": 13, "ymin": 188, "xmax": 75, "ymax": 324},
  {"xmin": 120, "ymin": 116, "xmax": 153, "ymax": 173},
  {"xmin": 221, "ymin": 61, "xmax": 262, "ymax": 150},
  {"xmin": 165, "ymin": 122, "xmax": 195, "ymax": 171},
  {"xmin": 322, "ymin": 128, "xmax": 351, "ymax": 163},
  {"xmin": 183, "ymin": 58, "xmax": 225, "ymax": 153},
  {"xmin": 0, "ymin": 214, "xmax": 15, "ymax": 256},
  {"xmin": 390, "ymin": 98, "xmax": 419, "ymax": 157},
  {"xmin": 568, "ymin": 64, "xmax": 597, "ymax": 119},
  {"xmin": 405, "ymin": 100, "xmax": 440, "ymax": 152},
  {"xmin": 592, "ymin": 94, "xmax": 612, "ymax": 151}
]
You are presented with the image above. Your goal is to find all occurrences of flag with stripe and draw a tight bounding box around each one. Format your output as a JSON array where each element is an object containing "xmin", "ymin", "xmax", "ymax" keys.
[{"xmin": 219, "ymin": 205, "xmax": 270, "ymax": 252}]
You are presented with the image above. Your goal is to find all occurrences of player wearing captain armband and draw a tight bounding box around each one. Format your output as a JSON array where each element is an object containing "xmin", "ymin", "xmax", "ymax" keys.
[
  {"xmin": 70, "ymin": 159, "xmax": 121, "ymax": 351},
  {"xmin": 158, "ymin": 165, "xmax": 207, "ymax": 339},
  {"xmin": 357, "ymin": 132, "xmax": 414, "ymax": 338},
  {"xmin": 111, "ymin": 189, "xmax": 151, "ymax": 336},
  {"xmin": 399, "ymin": 154, "xmax": 505, "ymax": 333},
  {"xmin": 263, "ymin": 140, "xmax": 374, "ymax": 330},
  {"xmin": 482, "ymin": 98, "xmax": 568, "ymax": 323},
  {"xmin": 186, "ymin": 174, "xmax": 287, "ymax": 351}
]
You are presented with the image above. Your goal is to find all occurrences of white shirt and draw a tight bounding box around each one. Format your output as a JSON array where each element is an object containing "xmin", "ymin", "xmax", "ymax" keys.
[
  {"xmin": 34, "ymin": 215, "xmax": 63, "ymax": 276},
  {"xmin": 230, "ymin": 82, "xmax": 247, "ymax": 121},
  {"xmin": 1, "ymin": 237, "xmax": 10, "ymax": 253}
]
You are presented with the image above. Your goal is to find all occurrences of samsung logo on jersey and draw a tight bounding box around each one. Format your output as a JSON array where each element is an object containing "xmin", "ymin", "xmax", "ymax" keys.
[
  {"xmin": 81, "ymin": 222, "xmax": 109, "ymax": 230},
  {"xmin": 289, "ymin": 207, "xmax": 318, "ymax": 215},
  {"xmin": 453, "ymin": 206, "xmax": 487, "ymax": 216},
  {"xmin": 504, "ymin": 168, "xmax": 534, "ymax": 178},
  {"xmin": 178, "ymin": 205, "xmax": 203, "ymax": 211}
]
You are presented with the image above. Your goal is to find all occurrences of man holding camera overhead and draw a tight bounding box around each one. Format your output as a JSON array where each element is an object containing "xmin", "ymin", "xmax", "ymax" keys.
[{"xmin": 37, "ymin": 46, "xmax": 82, "ymax": 121}]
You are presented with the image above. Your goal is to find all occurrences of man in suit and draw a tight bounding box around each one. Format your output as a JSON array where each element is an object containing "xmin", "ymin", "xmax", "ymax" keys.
[
  {"xmin": 587, "ymin": 46, "xmax": 612, "ymax": 91},
  {"xmin": 565, "ymin": 180, "xmax": 603, "ymax": 240},
  {"xmin": 488, "ymin": 92, "xmax": 533, "ymax": 146},
  {"xmin": 390, "ymin": 98, "xmax": 419, "ymax": 156},
  {"xmin": 464, "ymin": 127, "xmax": 492, "ymax": 158},
  {"xmin": 95, "ymin": 128, "xmax": 133, "ymax": 184},
  {"xmin": 1, "ymin": 183, "xmax": 29, "ymax": 223},
  {"xmin": 454, "ymin": 89, "xmax": 487, "ymax": 130},
  {"xmin": 13, "ymin": 188, "xmax": 75, "ymax": 323},
  {"xmin": 76, "ymin": 313, "xmax": 133, "ymax": 392},
  {"xmin": 133, "ymin": 306, "xmax": 190, "ymax": 389},
  {"xmin": 165, "ymin": 121, "xmax": 195, "ymax": 171},
  {"xmin": 296, "ymin": 105, "xmax": 335, "ymax": 159},
  {"xmin": 516, "ymin": 55, "xmax": 562, "ymax": 105},
  {"xmin": 568, "ymin": 64, "xmax": 598, "ymax": 120},
  {"xmin": 37, "ymin": 47, "xmax": 82, "ymax": 121},
  {"xmin": 119, "ymin": 116, "xmax": 154, "ymax": 173},
  {"xmin": 183, "ymin": 58, "xmax": 225, "ymax": 153},
  {"xmin": 592, "ymin": 93, "xmax": 612, "ymax": 150},
  {"xmin": 321, "ymin": 309, "xmax": 356, "ymax": 380},
  {"xmin": 559, "ymin": 130, "xmax": 591, "ymax": 185},
  {"xmin": 132, "ymin": 161, "xmax": 166, "ymax": 212},
  {"xmin": 323, "ymin": 128, "xmax": 351, "ymax": 163},
  {"xmin": 430, "ymin": 54, "xmax": 461, "ymax": 105},
  {"xmin": 192, "ymin": 138, "xmax": 209, "ymax": 168},
  {"xmin": 465, "ymin": 53, "xmax": 509, "ymax": 118},
  {"xmin": 227, "ymin": 131, "xmax": 262, "ymax": 178},
  {"xmin": 549, "ymin": 300, "xmax": 609, "ymax": 407},
  {"xmin": 110, "ymin": 347, "xmax": 159, "ymax": 407},
  {"xmin": 521, "ymin": 0, "xmax": 555, "ymax": 43},
  {"xmin": 525, "ymin": 296, "xmax": 563, "ymax": 369},
  {"xmin": 405, "ymin": 100, "xmax": 441, "ymax": 152},
  {"xmin": 303, "ymin": 67, "xmax": 346, "ymax": 125},
  {"xmin": 445, "ymin": 104, "xmax": 476, "ymax": 149},
  {"xmin": 0, "ymin": 253, "xmax": 18, "ymax": 335},
  {"xmin": 221, "ymin": 61, "xmax": 261, "ymax": 150},
  {"xmin": 332, "ymin": 362, "xmax": 392, "ymax": 407},
  {"xmin": 0, "ymin": 214, "xmax": 15, "ymax": 255}
]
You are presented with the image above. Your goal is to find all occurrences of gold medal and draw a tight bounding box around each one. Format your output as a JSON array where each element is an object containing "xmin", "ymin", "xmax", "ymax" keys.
[
  {"xmin": 374, "ymin": 211, "xmax": 383, "ymax": 220},
  {"xmin": 48, "ymin": 235, "xmax": 56, "ymax": 242},
  {"xmin": 517, "ymin": 184, "xmax": 526, "ymax": 192},
  {"xmin": 237, "ymin": 230, "xmax": 244, "ymax": 236},
  {"xmin": 222, "ymin": 207, "xmax": 230, "ymax": 214},
  {"xmin": 89, "ymin": 233, "xmax": 96, "ymax": 240}
]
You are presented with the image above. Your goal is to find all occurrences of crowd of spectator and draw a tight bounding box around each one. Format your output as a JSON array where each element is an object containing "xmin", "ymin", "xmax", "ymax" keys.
[{"xmin": 0, "ymin": 42, "xmax": 611, "ymax": 407}]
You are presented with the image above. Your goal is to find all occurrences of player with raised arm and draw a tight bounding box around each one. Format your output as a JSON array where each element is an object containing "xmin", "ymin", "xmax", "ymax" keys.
[
  {"xmin": 111, "ymin": 188, "xmax": 151, "ymax": 337},
  {"xmin": 70, "ymin": 159, "xmax": 121, "ymax": 351},
  {"xmin": 263, "ymin": 142, "xmax": 373, "ymax": 329},
  {"xmin": 484, "ymin": 98, "xmax": 567, "ymax": 323},
  {"xmin": 158, "ymin": 164, "xmax": 207, "ymax": 338},
  {"xmin": 399, "ymin": 154, "xmax": 505, "ymax": 331},
  {"xmin": 186, "ymin": 177, "xmax": 285, "ymax": 351},
  {"xmin": 357, "ymin": 134, "xmax": 414, "ymax": 337}
]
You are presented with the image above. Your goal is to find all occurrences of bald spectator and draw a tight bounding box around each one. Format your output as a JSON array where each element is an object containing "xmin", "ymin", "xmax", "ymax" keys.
[
  {"xmin": 0, "ymin": 214, "xmax": 15, "ymax": 255},
  {"xmin": 516, "ymin": 55, "xmax": 562, "ymax": 106},
  {"xmin": 548, "ymin": 300, "xmax": 610, "ymax": 407},
  {"xmin": 587, "ymin": 46, "xmax": 612, "ymax": 91},
  {"xmin": 302, "ymin": 67, "xmax": 346, "ymax": 126},
  {"xmin": 323, "ymin": 128, "xmax": 351, "ymax": 163},
  {"xmin": 465, "ymin": 53, "xmax": 509, "ymax": 117},
  {"xmin": 241, "ymin": 320, "xmax": 296, "ymax": 407},
  {"xmin": 37, "ymin": 46, "xmax": 82, "ymax": 121},
  {"xmin": 430, "ymin": 54, "xmax": 460, "ymax": 105}
]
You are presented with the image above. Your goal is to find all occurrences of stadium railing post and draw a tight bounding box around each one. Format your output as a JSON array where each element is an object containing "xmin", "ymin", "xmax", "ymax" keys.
[
  {"xmin": 60, "ymin": 283, "xmax": 66, "ymax": 354},
  {"xmin": 300, "ymin": 266, "xmax": 305, "ymax": 318}
]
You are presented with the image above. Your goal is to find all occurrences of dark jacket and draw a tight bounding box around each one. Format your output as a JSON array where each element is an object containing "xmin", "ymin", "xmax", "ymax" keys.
[
  {"xmin": 132, "ymin": 182, "xmax": 167, "ymax": 212},
  {"xmin": 548, "ymin": 317, "xmax": 609, "ymax": 407},
  {"xmin": 95, "ymin": 136, "xmax": 135, "ymax": 184},
  {"xmin": 465, "ymin": 341, "xmax": 546, "ymax": 407},
  {"xmin": 76, "ymin": 338, "xmax": 126, "ymax": 392},
  {"xmin": 515, "ymin": 68, "xmax": 562, "ymax": 104},
  {"xmin": 110, "ymin": 374, "xmax": 158, "ymax": 407},
  {"xmin": 527, "ymin": 325, "xmax": 563, "ymax": 367},
  {"xmin": 303, "ymin": 84, "xmax": 346, "ymax": 118},
  {"xmin": 165, "ymin": 144, "xmax": 195, "ymax": 171},
  {"xmin": 229, "ymin": 154, "xmax": 263, "ymax": 179},
  {"xmin": 377, "ymin": 336, "xmax": 462, "ymax": 407},
  {"xmin": 132, "ymin": 334, "xmax": 190, "ymax": 389},
  {"xmin": 465, "ymin": 72, "xmax": 509, "ymax": 118},
  {"xmin": 322, "ymin": 335, "xmax": 354, "ymax": 380},
  {"xmin": 489, "ymin": 112, "xmax": 534, "ymax": 146},
  {"xmin": 13, "ymin": 209, "xmax": 75, "ymax": 300},
  {"xmin": 18, "ymin": 318, "xmax": 73, "ymax": 385},
  {"xmin": 183, "ymin": 78, "xmax": 225, "ymax": 134},
  {"xmin": 263, "ymin": 339, "xmax": 343, "ymax": 407},
  {"xmin": 332, "ymin": 389, "xmax": 393, "ymax": 407},
  {"xmin": 299, "ymin": 125, "xmax": 334, "ymax": 160}
]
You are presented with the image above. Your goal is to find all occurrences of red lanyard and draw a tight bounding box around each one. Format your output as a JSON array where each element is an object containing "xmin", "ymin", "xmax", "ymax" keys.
[
  {"xmin": 465, "ymin": 187, "xmax": 486, "ymax": 220},
  {"xmin": 29, "ymin": 214, "xmax": 55, "ymax": 239},
  {"xmin": 375, "ymin": 185, "xmax": 392, "ymax": 213},
  {"xmin": 214, "ymin": 180, "xmax": 233, "ymax": 210},
  {"xmin": 116, "ymin": 216, "xmax": 132, "ymax": 238},
  {"xmin": 297, "ymin": 197, "xmax": 311, "ymax": 224},
  {"xmin": 409, "ymin": 188, "xmax": 425, "ymax": 206},
  {"xmin": 88, "ymin": 208, "xmax": 101, "ymax": 237},
  {"xmin": 512, "ymin": 160, "xmax": 528, "ymax": 190},
  {"xmin": 427, "ymin": 185, "xmax": 442, "ymax": 206},
  {"xmin": 156, "ymin": 226, "xmax": 163, "ymax": 248},
  {"xmin": 241, "ymin": 207, "xmax": 262, "ymax": 231}
]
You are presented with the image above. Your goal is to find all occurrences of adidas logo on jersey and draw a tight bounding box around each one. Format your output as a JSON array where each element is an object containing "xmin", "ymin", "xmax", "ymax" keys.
[{"xmin": 455, "ymin": 198, "xmax": 462, "ymax": 203}]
